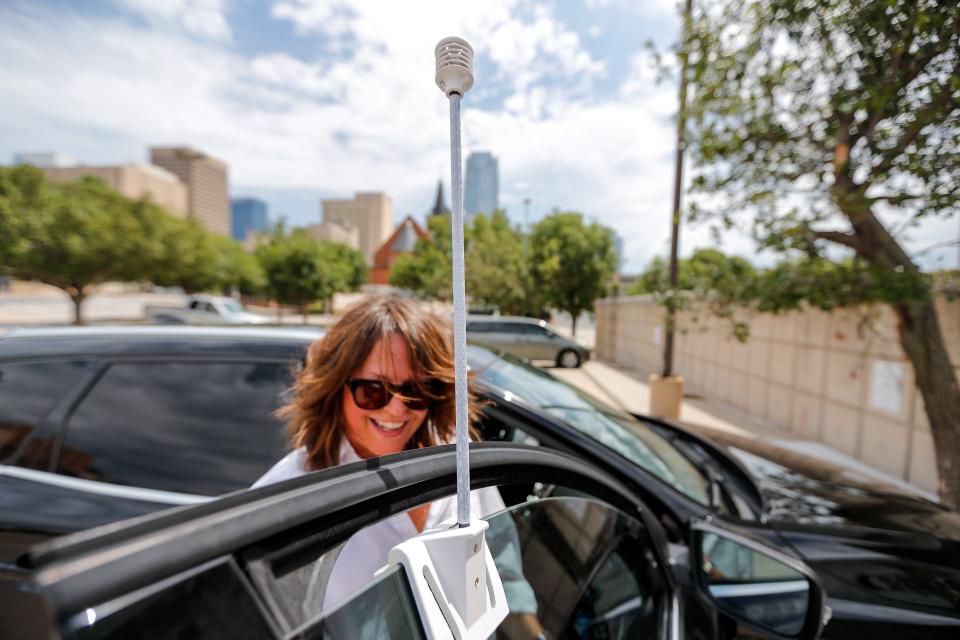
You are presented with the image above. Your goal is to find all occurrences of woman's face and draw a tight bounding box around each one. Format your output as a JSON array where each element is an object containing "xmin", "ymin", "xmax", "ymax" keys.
[{"xmin": 342, "ymin": 333, "xmax": 429, "ymax": 459}]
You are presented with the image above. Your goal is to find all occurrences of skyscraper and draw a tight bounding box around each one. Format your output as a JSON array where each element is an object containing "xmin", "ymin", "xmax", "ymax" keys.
[
  {"xmin": 150, "ymin": 147, "xmax": 230, "ymax": 236},
  {"xmin": 321, "ymin": 192, "xmax": 394, "ymax": 265},
  {"xmin": 231, "ymin": 198, "xmax": 269, "ymax": 242},
  {"xmin": 464, "ymin": 151, "xmax": 498, "ymax": 221}
]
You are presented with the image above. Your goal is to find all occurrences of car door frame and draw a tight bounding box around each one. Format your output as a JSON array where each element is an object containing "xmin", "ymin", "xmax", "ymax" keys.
[{"xmin": 12, "ymin": 443, "xmax": 684, "ymax": 638}]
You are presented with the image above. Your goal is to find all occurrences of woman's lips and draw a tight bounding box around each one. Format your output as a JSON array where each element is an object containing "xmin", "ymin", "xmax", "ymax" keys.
[{"xmin": 369, "ymin": 417, "xmax": 409, "ymax": 437}]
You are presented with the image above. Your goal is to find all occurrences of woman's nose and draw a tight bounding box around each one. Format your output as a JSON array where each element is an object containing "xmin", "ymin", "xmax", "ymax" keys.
[{"xmin": 384, "ymin": 392, "xmax": 409, "ymax": 414}]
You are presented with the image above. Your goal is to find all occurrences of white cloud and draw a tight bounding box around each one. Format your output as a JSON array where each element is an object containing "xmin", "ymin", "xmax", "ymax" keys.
[
  {"xmin": 115, "ymin": 0, "xmax": 232, "ymax": 41},
  {"xmin": 15, "ymin": 1, "xmax": 943, "ymax": 275}
]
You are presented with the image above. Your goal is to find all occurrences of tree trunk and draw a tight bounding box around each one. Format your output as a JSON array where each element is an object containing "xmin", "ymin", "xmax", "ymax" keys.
[
  {"xmin": 893, "ymin": 297, "xmax": 960, "ymax": 507},
  {"xmin": 276, "ymin": 303, "xmax": 284, "ymax": 323},
  {"xmin": 301, "ymin": 303, "xmax": 309, "ymax": 325},
  {"xmin": 571, "ymin": 313, "xmax": 578, "ymax": 337},
  {"xmin": 69, "ymin": 290, "xmax": 86, "ymax": 325},
  {"xmin": 837, "ymin": 192, "xmax": 960, "ymax": 506}
]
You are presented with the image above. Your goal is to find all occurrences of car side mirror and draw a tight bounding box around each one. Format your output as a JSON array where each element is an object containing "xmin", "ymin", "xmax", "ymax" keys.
[{"xmin": 691, "ymin": 522, "xmax": 827, "ymax": 639}]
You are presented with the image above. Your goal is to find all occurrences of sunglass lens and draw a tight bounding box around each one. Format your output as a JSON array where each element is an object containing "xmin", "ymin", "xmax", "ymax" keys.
[{"xmin": 354, "ymin": 380, "xmax": 388, "ymax": 410}]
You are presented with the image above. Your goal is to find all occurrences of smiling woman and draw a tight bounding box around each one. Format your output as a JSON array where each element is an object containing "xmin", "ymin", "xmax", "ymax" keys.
[{"xmin": 249, "ymin": 293, "xmax": 530, "ymax": 614}]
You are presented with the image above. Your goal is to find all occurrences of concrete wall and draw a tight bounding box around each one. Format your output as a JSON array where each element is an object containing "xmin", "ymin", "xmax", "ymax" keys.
[{"xmin": 595, "ymin": 296, "xmax": 960, "ymax": 493}]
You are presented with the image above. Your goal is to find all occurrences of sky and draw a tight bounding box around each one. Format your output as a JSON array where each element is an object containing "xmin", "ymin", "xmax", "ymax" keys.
[{"xmin": 1, "ymin": 0, "xmax": 955, "ymax": 273}]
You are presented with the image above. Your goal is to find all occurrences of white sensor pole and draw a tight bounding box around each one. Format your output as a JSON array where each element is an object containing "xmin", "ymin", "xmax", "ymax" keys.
[
  {"xmin": 435, "ymin": 36, "xmax": 475, "ymax": 529},
  {"xmin": 379, "ymin": 39, "xmax": 508, "ymax": 640}
]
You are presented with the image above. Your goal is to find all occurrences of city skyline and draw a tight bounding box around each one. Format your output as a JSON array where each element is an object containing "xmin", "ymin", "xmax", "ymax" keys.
[{"xmin": 2, "ymin": 1, "xmax": 955, "ymax": 272}]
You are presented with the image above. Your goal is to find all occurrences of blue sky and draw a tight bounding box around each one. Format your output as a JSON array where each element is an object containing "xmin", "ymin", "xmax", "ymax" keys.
[{"xmin": 2, "ymin": 0, "xmax": 954, "ymax": 272}]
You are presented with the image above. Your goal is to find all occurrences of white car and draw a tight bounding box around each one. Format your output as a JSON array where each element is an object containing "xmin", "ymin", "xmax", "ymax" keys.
[{"xmin": 144, "ymin": 295, "xmax": 271, "ymax": 325}]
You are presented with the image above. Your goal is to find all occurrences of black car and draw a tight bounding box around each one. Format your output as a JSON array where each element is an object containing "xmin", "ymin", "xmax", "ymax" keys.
[{"xmin": 1, "ymin": 327, "xmax": 959, "ymax": 638}]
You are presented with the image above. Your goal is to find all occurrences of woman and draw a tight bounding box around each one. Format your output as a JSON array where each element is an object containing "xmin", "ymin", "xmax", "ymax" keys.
[{"xmin": 251, "ymin": 293, "xmax": 516, "ymax": 612}]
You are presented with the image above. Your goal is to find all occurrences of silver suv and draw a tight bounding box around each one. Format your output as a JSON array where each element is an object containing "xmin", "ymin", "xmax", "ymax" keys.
[{"xmin": 466, "ymin": 316, "xmax": 590, "ymax": 367}]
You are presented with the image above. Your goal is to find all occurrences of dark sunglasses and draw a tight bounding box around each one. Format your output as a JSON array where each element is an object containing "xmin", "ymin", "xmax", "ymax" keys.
[{"xmin": 345, "ymin": 378, "xmax": 442, "ymax": 411}]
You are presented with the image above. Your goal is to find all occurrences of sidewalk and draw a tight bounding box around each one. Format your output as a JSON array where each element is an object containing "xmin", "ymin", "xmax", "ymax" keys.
[{"xmin": 550, "ymin": 359, "xmax": 937, "ymax": 499}]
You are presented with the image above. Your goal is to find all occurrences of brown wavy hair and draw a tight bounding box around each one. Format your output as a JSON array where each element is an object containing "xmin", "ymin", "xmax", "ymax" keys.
[{"xmin": 279, "ymin": 293, "xmax": 480, "ymax": 470}]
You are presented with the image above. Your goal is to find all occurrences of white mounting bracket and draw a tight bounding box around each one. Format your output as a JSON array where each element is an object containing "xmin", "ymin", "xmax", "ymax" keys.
[{"xmin": 381, "ymin": 520, "xmax": 508, "ymax": 639}]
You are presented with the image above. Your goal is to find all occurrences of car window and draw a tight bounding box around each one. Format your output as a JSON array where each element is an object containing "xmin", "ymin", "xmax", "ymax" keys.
[
  {"xmin": 0, "ymin": 359, "xmax": 89, "ymax": 468},
  {"xmin": 57, "ymin": 361, "xmax": 291, "ymax": 495},
  {"xmin": 492, "ymin": 322, "xmax": 521, "ymax": 333},
  {"xmin": 257, "ymin": 496, "xmax": 666, "ymax": 638},
  {"xmin": 65, "ymin": 557, "xmax": 276, "ymax": 640},
  {"xmin": 467, "ymin": 321, "xmax": 491, "ymax": 332},
  {"xmin": 469, "ymin": 345, "xmax": 710, "ymax": 505}
]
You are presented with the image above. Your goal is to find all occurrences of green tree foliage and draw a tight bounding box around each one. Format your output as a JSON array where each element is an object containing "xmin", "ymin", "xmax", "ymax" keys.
[
  {"xmin": 255, "ymin": 227, "xmax": 357, "ymax": 321},
  {"xmin": 466, "ymin": 211, "xmax": 541, "ymax": 316},
  {"xmin": 0, "ymin": 167, "xmax": 166, "ymax": 324},
  {"xmin": 529, "ymin": 211, "xmax": 617, "ymax": 335},
  {"xmin": 681, "ymin": 0, "xmax": 960, "ymax": 503},
  {"xmin": 390, "ymin": 215, "xmax": 454, "ymax": 301}
]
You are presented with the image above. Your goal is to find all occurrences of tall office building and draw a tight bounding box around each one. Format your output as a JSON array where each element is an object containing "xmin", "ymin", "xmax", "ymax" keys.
[
  {"xmin": 151, "ymin": 147, "xmax": 230, "ymax": 235},
  {"xmin": 464, "ymin": 151, "xmax": 498, "ymax": 220},
  {"xmin": 321, "ymin": 192, "xmax": 394, "ymax": 265},
  {"xmin": 38, "ymin": 163, "xmax": 189, "ymax": 217},
  {"xmin": 231, "ymin": 198, "xmax": 269, "ymax": 242}
]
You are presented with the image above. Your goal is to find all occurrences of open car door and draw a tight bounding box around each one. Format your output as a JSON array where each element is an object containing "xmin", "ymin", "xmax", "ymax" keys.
[{"xmin": 1, "ymin": 443, "xmax": 826, "ymax": 639}]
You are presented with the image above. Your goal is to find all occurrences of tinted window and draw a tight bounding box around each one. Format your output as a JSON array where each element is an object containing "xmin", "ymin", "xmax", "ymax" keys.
[
  {"xmin": 492, "ymin": 322, "xmax": 522, "ymax": 333},
  {"xmin": 58, "ymin": 361, "xmax": 291, "ymax": 495},
  {"xmin": 490, "ymin": 497, "xmax": 664, "ymax": 638},
  {"xmin": 467, "ymin": 322, "xmax": 492, "ymax": 332},
  {"xmin": 254, "ymin": 497, "xmax": 665, "ymax": 639},
  {"xmin": 289, "ymin": 565, "xmax": 426, "ymax": 640},
  {"xmin": 519, "ymin": 323, "xmax": 548, "ymax": 336},
  {"xmin": 66, "ymin": 558, "xmax": 274, "ymax": 640},
  {"xmin": 0, "ymin": 360, "xmax": 88, "ymax": 467}
]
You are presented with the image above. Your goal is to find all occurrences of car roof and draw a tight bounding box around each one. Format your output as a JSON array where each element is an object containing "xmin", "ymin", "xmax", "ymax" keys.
[
  {"xmin": 0, "ymin": 326, "xmax": 323, "ymax": 359},
  {"xmin": 466, "ymin": 316, "xmax": 545, "ymax": 325}
]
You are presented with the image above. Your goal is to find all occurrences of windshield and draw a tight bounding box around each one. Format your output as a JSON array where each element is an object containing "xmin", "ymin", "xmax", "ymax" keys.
[
  {"xmin": 221, "ymin": 300, "xmax": 245, "ymax": 313},
  {"xmin": 469, "ymin": 345, "xmax": 710, "ymax": 505}
]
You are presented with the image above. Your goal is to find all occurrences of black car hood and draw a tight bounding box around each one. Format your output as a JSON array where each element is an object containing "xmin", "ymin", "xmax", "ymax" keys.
[{"xmin": 692, "ymin": 426, "xmax": 960, "ymax": 617}]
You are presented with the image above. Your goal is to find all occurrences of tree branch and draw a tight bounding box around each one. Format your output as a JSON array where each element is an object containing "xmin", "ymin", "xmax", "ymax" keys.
[
  {"xmin": 869, "ymin": 86, "xmax": 956, "ymax": 180},
  {"xmin": 812, "ymin": 229, "xmax": 864, "ymax": 253}
]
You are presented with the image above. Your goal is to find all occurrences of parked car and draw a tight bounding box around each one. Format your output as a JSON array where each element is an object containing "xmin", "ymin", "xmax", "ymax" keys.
[
  {"xmin": 144, "ymin": 294, "xmax": 271, "ymax": 324},
  {"xmin": 1, "ymin": 327, "xmax": 959, "ymax": 637},
  {"xmin": 466, "ymin": 315, "xmax": 589, "ymax": 367}
]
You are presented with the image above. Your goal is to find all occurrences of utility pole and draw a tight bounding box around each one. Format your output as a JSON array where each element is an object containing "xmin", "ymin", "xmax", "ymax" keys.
[
  {"xmin": 649, "ymin": 0, "xmax": 692, "ymax": 420},
  {"xmin": 662, "ymin": 0, "xmax": 693, "ymax": 379}
]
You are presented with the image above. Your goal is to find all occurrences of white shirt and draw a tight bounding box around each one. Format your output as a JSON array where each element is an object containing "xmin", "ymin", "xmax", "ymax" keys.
[{"xmin": 251, "ymin": 438, "xmax": 507, "ymax": 611}]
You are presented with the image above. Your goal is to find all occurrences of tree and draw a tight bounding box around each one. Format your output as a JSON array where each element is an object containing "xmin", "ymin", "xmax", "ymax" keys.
[
  {"xmin": 255, "ymin": 228, "xmax": 352, "ymax": 322},
  {"xmin": 390, "ymin": 215, "xmax": 454, "ymax": 301},
  {"xmin": 0, "ymin": 167, "xmax": 163, "ymax": 324},
  {"xmin": 466, "ymin": 210, "xmax": 541, "ymax": 316},
  {"xmin": 682, "ymin": 0, "xmax": 960, "ymax": 503},
  {"xmin": 529, "ymin": 212, "xmax": 617, "ymax": 335}
]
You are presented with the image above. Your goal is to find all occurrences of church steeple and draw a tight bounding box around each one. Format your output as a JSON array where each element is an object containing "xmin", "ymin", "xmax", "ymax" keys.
[{"xmin": 430, "ymin": 180, "xmax": 451, "ymax": 216}]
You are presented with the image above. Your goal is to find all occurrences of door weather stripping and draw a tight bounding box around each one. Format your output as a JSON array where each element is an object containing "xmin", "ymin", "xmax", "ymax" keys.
[{"xmin": 383, "ymin": 37, "xmax": 508, "ymax": 639}]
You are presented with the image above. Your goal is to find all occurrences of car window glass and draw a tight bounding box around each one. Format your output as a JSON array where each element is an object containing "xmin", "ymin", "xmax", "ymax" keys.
[
  {"xmin": 469, "ymin": 346, "xmax": 709, "ymax": 505},
  {"xmin": 467, "ymin": 322, "xmax": 490, "ymax": 332},
  {"xmin": 257, "ymin": 496, "xmax": 665, "ymax": 639},
  {"xmin": 492, "ymin": 322, "xmax": 520, "ymax": 333},
  {"xmin": 66, "ymin": 557, "xmax": 275, "ymax": 640},
  {"xmin": 0, "ymin": 359, "xmax": 88, "ymax": 468},
  {"xmin": 58, "ymin": 361, "xmax": 291, "ymax": 495},
  {"xmin": 286, "ymin": 565, "xmax": 426, "ymax": 639}
]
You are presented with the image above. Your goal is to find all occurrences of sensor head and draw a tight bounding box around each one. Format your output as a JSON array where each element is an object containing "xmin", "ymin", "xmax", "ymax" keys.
[{"xmin": 435, "ymin": 37, "xmax": 474, "ymax": 96}]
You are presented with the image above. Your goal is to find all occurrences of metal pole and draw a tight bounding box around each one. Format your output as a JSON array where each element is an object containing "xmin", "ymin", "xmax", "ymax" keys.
[
  {"xmin": 448, "ymin": 93, "xmax": 471, "ymax": 528},
  {"xmin": 662, "ymin": 0, "xmax": 693, "ymax": 378}
]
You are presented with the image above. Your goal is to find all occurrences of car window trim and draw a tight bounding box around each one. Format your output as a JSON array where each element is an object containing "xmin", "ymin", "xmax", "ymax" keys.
[
  {"xmin": 0, "ymin": 465, "xmax": 211, "ymax": 505},
  {"xmin": 25, "ymin": 443, "xmax": 672, "ymax": 621}
]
